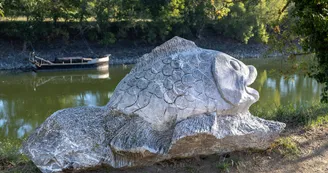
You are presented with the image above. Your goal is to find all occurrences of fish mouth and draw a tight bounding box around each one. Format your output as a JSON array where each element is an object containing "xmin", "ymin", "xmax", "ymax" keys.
[
  {"xmin": 246, "ymin": 65, "xmax": 257, "ymax": 86},
  {"xmin": 245, "ymin": 65, "xmax": 259, "ymax": 101}
]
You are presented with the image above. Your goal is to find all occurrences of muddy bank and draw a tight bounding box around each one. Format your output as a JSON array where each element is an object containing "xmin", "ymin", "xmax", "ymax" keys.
[
  {"xmin": 0, "ymin": 37, "xmax": 274, "ymax": 71},
  {"xmin": 0, "ymin": 39, "xmax": 154, "ymax": 71}
]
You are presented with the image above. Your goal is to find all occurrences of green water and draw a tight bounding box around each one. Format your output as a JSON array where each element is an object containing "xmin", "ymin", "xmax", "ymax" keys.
[{"xmin": 0, "ymin": 58, "xmax": 322, "ymax": 141}]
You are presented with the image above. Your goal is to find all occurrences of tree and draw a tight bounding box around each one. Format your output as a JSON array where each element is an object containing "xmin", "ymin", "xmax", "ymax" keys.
[
  {"xmin": 179, "ymin": 0, "xmax": 231, "ymax": 38},
  {"xmin": 214, "ymin": 0, "xmax": 288, "ymax": 44},
  {"xmin": 290, "ymin": 0, "xmax": 328, "ymax": 102},
  {"xmin": 143, "ymin": 0, "xmax": 237, "ymax": 41},
  {"xmin": 49, "ymin": 0, "xmax": 64, "ymax": 24}
]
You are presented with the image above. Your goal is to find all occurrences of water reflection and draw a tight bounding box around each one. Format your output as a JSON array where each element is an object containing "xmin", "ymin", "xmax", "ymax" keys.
[
  {"xmin": 0, "ymin": 59, "xmax": 323, "ymax": 141},
  {"xmin": 245, "ymin": 59, "xmax": 322, "ymax": 112},
  {"xmin": 0, "ymin": 66, "xmax": 132, "ymax": 140}
]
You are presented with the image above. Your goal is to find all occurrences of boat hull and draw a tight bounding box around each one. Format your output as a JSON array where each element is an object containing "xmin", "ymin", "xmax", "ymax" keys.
[
  {"xmin": 33, "ymin": 57, "xmax": 110, "ymax": 72},
  {"xmin": 34, "ymin": 61, "xmax": 109, "ymax": 71}
]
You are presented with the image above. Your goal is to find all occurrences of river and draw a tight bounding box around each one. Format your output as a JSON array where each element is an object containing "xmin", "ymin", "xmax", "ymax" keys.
[{"xmin": 0, "ymin": 58, "xmax": 322, "ymax": 142}]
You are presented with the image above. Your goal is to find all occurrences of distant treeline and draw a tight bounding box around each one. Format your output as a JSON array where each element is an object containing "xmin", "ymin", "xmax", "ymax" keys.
[{"xmin": 0, "ymin": 0, "xmax": 288, "ymax": 44}]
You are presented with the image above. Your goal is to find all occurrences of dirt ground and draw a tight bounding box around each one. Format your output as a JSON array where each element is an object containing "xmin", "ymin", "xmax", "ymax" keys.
[
  {"xmin": 76, "ymin": 125, "xmax": 328, "ymax": 173},
  {"xmin": 236, "ymin": 126, "xmax": 328, "ymax": 173}
]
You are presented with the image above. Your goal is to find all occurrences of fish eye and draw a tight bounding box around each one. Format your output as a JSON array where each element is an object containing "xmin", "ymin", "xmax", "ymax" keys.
[{"xmin": 230, "ymin": 61, "xmax": 241, "ymax": 71}]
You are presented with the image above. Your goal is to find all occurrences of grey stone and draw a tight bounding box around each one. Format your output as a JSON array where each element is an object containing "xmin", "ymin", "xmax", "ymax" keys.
[{"xmin": 22, "ymin": 36, "xmax": 285, "ymax": 173}]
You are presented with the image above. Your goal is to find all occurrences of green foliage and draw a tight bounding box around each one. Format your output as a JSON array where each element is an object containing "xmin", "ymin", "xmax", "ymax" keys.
[
  {"xmin": 0, "ymin": 139, "xmax": 40, "ymax": 173},
  {"xmin": 100, "ymin": 31, "xmax": 116, "ymax": 45},
  {"xmin": 216, "ymin": 161, "xmax": 232, "ymax": 172},
  {"xmin": 0, "ymin": 0, "xmax": 316, "ymax": 52},
  {"xmin": 20, "ymin": 0, "xmax": 49, "ymax": 22},
  {"xmin": 0, "ymin": 2, "xmax": 4, "ymax": 17},
  {"xmin": 266, "ymin": 2, "xmax": 302, "ymax": 57},
  {"xmin": 291, "ymin": 0, "xmax": 328, "ymax": 102},
  {"xmin": 0, "ymin": 0, "xmax": 252, "ymax": 43},
  {"xmin": 214, "ymin": 2, "xmax": 255, "ymax": 43},
  {"xmin": 214, "ymin": 0, "xmax": 288, "ymax": 44}
]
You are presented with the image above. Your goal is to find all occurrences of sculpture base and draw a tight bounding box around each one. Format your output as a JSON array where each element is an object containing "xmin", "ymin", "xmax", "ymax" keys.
[{"xmin": 22, "ymin": 106, "xmax": 285, "ymax": 173}]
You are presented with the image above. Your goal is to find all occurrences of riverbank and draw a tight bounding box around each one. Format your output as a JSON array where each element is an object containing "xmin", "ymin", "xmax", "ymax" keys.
[
  {"xmin": 2, "ymin": 103, "xmax": 328, "ymax": 173},
  {"xmin": 0, "ymin": 36, "xmax": 271, "ymax": 71}
]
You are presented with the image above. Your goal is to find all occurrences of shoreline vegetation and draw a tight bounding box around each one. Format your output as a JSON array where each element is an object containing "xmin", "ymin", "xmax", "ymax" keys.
[
  {"xmin": 2, "ymin": 103, "xmax": 328, "ymax": 173},
  {"xmin": 0, "ymin": 0, "xmax": 292, "ymax": 72}
]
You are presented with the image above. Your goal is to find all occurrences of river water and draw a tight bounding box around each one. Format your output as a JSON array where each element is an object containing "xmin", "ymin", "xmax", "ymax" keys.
[{"xmin": 0, "ymin": 58, "xmax": 322, "ymax": 141}]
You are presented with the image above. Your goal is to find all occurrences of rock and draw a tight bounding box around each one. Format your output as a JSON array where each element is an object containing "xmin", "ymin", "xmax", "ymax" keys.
[{"xmin": 22, "ymin": 36, "xmax": 285, "ymax": 173}]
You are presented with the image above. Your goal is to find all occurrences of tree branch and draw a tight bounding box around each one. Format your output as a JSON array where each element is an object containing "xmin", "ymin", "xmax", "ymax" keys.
[{"xmin": 278, "ymin": 0, "xmax": 291, "ymax": 20}]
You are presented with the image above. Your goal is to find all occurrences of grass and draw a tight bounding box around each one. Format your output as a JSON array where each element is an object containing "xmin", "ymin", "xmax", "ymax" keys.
[
  {"xmin": 213, "ymin": 153, "xmax": 239, "ymax": 173},
  {"xmin": 252, "ymin": 102, "xmax": 328, "ymax": 128},
  {"xmin": 269, "ymin": 137, "xmax": 301, "ymax": 158},
  {"xmin": 0, "ymin": 139, "xmax": 40, "ymax": 173},
  {"xmin": 216, "ymin": 161, "xmax": 232, "ymax": 172}
]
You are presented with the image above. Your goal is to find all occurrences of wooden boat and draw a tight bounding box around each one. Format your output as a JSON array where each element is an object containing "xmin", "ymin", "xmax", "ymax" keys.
[{"xmin": 29, "ymin": 53, "xmax": 110, "ymax": 71}]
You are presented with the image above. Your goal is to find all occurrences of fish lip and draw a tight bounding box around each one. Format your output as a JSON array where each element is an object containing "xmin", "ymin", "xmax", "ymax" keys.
[
  {"xmin": 246, "ymin": 65, "xmax": 257, "ymax": 86},
  {"xmin": 245, "ymin": 86, "xmax": 259, "ymax": 101}
]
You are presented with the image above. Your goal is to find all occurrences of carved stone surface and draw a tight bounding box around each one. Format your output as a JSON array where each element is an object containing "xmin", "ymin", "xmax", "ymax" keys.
[
  {"xmin": 22, "ymin": 37, "xmax": 285, "ymax": 173},
  {"xmin": 107, "ymin": 36, "xmax": 260, "ymax": 131}
]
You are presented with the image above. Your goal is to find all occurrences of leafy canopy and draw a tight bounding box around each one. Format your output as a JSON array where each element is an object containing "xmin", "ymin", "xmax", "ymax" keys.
[{"xmin": 291, "ymin": 0, "xmax": 328, "ymax": 101}]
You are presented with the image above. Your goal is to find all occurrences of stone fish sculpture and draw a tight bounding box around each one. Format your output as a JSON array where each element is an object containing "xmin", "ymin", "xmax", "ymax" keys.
[
  {"xmin": 107, "ymin": 36, "xmax": 259, "ymax": 131},
  {"xmin": 22, "ymin": 37, "xmax": 285, "ymax": 173}
]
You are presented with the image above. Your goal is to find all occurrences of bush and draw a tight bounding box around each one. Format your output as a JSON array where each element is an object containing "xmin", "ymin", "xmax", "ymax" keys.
[{"xmin": 100, "ymin": 32, "xmax": 116, "ymax": 45}]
